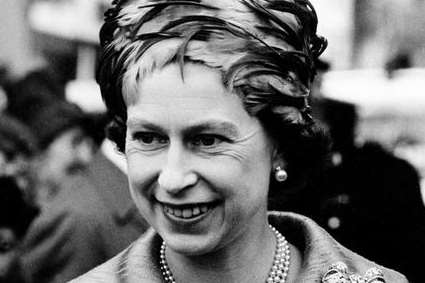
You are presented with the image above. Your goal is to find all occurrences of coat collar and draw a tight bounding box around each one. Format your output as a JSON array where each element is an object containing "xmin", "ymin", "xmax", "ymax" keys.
[
  {"xmin": 268, "ymin": 212, "xmax": 384, "ymax": 281},
  {"xmin": 124, "ymin": 212, "xmax": 407, "ymax": 282},
  {"xmin": 73, "ymin": 212, "xmax": 407, "ymax": 282}
]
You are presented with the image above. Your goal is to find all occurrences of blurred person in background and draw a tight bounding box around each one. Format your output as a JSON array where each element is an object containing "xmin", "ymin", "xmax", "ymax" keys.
[
  {"xmin": 27, "ymin": 101, "xmax": 96, "ymax": 204},
  {"xmin": 0, "ymin": 113, "xmax": 37, "ymax": 202},
  {"xmin": 4, "ymin": 64, "xmax": 149, "ymax": 282},
  {"xmin": 16, "ymin": 100, "xmax": 96, "ymax": 204},
  {"xmin": 305, "ymin": 59, "xmax": 425, "ymax": 282},
  {"xmin": 20, "ymin": 109, "xmax": 149, "ymax": 283},
  {"xmin": 309, "ymin": 59, "xmax": 358, "ymax": 161},
  {"xmin": 4, "ymin": 71, "xmax": 97, "ymax": 204},
  {"xmin": 3, "ymin": 68, "xmax": 68, "ymax": 124},
  {"xmin": 0, "ymin": 176, "xmax": 38, "ymax": 283}
]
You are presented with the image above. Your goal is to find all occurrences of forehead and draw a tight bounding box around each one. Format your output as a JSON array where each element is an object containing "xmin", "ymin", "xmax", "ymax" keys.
[{"xmin": 126, "ymin": 63, "xmax": 254, "ymax": 127}]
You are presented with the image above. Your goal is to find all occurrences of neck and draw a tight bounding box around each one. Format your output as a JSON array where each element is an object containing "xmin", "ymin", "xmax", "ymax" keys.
[{"xmin": 166, "ymin": 219, "xmax": 276, "ymax": 283}]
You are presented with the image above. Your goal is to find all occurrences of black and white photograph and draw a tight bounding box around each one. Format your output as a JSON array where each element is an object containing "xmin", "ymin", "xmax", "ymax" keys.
[{"xmin": 0, "ymin": 1, "xmax": 424, "ymax": 282}]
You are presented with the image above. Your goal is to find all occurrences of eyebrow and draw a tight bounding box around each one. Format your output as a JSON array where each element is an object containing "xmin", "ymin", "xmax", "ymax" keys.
[
  {"xmin": 127, "ymin": 118, "xmax": 239, "ymax": 137},
  {"xmin": 182, "ymin": 121, "xmax": 239, "ymax": 138},
  {"xmin": 127, "ymin": 118, "xmax": 165, "ymax": 133}
]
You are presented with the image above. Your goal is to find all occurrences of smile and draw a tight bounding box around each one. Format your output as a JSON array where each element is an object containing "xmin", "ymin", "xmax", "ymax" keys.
[{"xmin": 160, "ymin": 202, "xmax": 217, "ymax": 220}]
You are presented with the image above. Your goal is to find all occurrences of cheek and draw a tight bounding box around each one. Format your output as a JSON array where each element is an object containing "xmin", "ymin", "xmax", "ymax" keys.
[
  {"xmin": 206, "ymin": 155, "xmax": 270, "ymax": 200},
  {"xmin": 126, "ymin": 151, "xmax": 163, "ymax": 204},
  {"xmin": 127, "ymin": 155, "xmax": 153, "ymax": 191},
  {"xmin": 227, "ymin": 144, "xmax": 272, "ymax": 188},
  {"xmin": 126, "ymin": 163, "xmax": 155, "ymax": 221}
]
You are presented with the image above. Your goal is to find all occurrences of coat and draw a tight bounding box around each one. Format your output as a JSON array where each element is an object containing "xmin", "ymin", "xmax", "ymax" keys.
[
  {"xmin": 21, "ymin": 152, "xmax": 149, "ymax": 283},
  {"xmin": 311, "ymin": 142, "xmax": 425, "ymax": 282},
  {"xmin": 70, "ymin": 212, "xmax": 407, "ymax": 282}
]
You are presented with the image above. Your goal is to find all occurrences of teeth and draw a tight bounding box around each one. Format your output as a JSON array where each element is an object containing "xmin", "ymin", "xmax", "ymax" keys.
[
  {"xmin": 163, "ymin": 203, "xmax": 212, "ymax": 219},
  {"xmin": 182, "ymin": 208, "xmax": 192, "ymax": 218},
  {"xmin": 192, "ymin": 207, "xmax": 200, "ymax": 215},
  {"xmin": 174, "ymin": 209, "xmax": 182, "ymax": 217}
]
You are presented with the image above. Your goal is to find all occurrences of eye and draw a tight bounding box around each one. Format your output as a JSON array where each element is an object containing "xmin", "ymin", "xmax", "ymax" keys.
[
  {"xmin": 132, "ymin": 132, "xmax": 168, "ymax": 147},
  {"xmin": 190, "ymin": 134, "xmax": 226, "ymax": 147}
]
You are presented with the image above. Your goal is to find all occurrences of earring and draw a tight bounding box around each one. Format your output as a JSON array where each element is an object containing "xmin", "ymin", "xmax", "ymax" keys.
[{"xmin": 274, "ymin": 166, "xmax": 288, "ymax": 182}]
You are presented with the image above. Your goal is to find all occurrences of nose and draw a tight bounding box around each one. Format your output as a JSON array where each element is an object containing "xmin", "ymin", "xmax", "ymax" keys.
[{"xmin": 158, "ymin": 143, "xmax": 198, "ymax": 195}]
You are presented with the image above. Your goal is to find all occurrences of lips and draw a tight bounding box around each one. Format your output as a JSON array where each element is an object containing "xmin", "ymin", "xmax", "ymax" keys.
[{"xmin": 161, "ymin": 202, "xmax": 216, "ymax": 220}]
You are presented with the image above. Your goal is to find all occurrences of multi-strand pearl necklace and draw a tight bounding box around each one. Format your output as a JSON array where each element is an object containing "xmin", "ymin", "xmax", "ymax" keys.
[{"xmin": 159, "ymin": 225, "xmax": 291, "ymax": 283}]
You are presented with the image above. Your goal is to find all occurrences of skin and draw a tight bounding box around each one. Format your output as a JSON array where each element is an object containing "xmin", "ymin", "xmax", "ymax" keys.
[
  {"xmin": 35, "ymin": 127, "xmax": 95, "ymax": 202},
  {"xmin": 125, "ymin": 63, "xmax": 294, "ymax": 282}
]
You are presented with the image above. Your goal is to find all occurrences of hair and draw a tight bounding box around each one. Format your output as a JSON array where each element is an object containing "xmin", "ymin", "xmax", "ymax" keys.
[
  {"xmin": 14, "ymin": 100, "xmax": 89, "ymax": 150},
  {"xmin": 97, "ymin": 0, "xmax": 329, "ymax": 193},
  {"xmin": 0, "ymin": 114, "xmax": 37, "ymax": 160}
]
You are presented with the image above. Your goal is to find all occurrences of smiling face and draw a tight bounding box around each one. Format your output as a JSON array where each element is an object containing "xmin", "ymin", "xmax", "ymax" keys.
[{"xmin": 125, "ymin": 63, "xmax": 277, "ymax": 255}]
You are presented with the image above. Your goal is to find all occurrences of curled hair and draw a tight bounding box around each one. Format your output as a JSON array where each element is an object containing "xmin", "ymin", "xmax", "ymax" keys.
[{"xmin": 97, "ymin": 0, "xmax": 328, "ymax": 190}]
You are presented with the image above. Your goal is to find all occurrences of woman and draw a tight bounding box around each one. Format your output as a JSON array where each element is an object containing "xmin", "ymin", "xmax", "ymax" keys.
[{"xmin": 73, "ymin": 0, "xmax": 407, "ymax": 282}]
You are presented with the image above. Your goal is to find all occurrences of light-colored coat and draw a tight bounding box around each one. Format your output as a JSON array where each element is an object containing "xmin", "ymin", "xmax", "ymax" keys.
[{"xmin": 71, "ymin": 212, "xmax": 408, "ymax": 282}]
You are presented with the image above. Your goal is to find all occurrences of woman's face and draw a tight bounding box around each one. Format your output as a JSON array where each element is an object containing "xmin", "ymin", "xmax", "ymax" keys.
[{"xmin": 125, "ymin": 63, "xmax": 276, "ymax": 255}]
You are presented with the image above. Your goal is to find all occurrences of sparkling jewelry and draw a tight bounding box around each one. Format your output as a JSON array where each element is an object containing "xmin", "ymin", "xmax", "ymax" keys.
[
  {"xmin": 159, "ymin": 225, "xmax": 291, "ymax": 283},
  {"xmin": 322, "ymin": 261, "xmax": 386, "ymax": 283},
  {"xmin": 274, "ymin": 166, "xmax": 288, "ymax": 182}
]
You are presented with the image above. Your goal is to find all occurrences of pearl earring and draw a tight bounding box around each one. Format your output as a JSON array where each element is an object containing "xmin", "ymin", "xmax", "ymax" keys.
[{"xmin": 274, "ymin": 166, "xmax": 288, "ymax": 182}]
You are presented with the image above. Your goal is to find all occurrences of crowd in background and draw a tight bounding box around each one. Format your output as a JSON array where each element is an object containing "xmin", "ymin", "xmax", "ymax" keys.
[
  {"xmin": 0, "ymin": 0, "xmax": 424, "ymax": 282},
  {"xmin": 0, "ymin": 57, "xmax": 424, "ymax": 282},
  {"xmin": 0, "ymin": 63, "xmax": 151, "ymax": 283}
]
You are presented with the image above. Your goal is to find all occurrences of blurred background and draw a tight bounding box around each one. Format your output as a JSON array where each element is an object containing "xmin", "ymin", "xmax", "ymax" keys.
[
  {"xmin": 1, "ymin": 0, "xmax": 424, "ymax": 209},
  {"xmin": 1, "ymin": 1, "xmax": 425, "ymax": 281},
  {"xmin": 4, "ymin": 0, "xmax": 423, "ymax": 196}
]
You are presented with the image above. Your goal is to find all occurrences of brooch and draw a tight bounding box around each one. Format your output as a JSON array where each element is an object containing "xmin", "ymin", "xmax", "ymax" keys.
[{"xmin": 322, "ymin": 262, "xmax": 386, "ymax": 283}]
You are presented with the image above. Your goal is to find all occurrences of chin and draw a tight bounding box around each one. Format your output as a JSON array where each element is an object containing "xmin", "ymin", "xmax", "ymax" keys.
[
  {"xmin": 163, "ymin": 231, "xmax": 222, "ymax": 256},
  {"xmin": 152, "ymin": 200, "xmax": 229, "ymax": 256}
]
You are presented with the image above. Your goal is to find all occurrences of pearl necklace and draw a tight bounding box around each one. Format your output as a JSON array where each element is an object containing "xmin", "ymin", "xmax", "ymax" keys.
[{"xmin": 159, "ymin": 225, "xmax": 291, "ymax": 283}]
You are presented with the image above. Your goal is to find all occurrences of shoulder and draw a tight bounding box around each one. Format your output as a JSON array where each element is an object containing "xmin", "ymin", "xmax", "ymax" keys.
[
  {"xmin": 356, "ymin": 142, "xmax": 420, "ymax": 188},
  {"xmin": 69, "ymin": 252, "xmax": 122, "ymax": 283},
  {"xmin": 268, "ymin": 211, "xmax": 409, "ymax": 282},
  {"xmin": 71, "ymin": 229, "xmax": 163, "ymax": 283}
]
